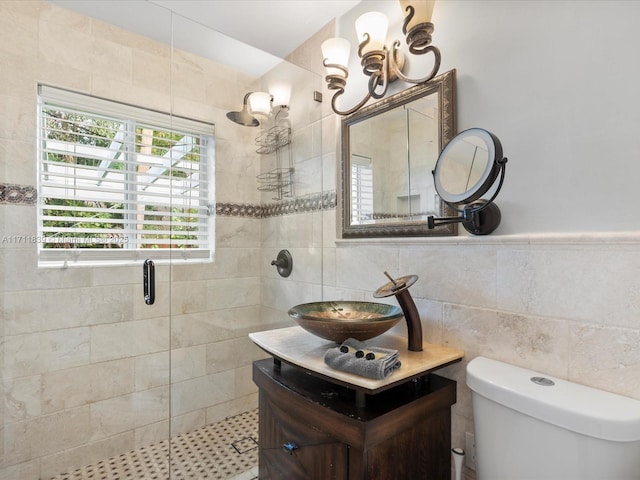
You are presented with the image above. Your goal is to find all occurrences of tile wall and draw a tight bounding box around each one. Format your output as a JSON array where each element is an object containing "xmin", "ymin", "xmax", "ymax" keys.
[{"xmin": 0, "ymin": 2, "xmax": 325, "ymax": 478}]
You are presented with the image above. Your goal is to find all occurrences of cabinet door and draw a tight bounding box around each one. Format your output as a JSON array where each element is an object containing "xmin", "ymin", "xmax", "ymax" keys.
[{"xmin": 259, "ymin": 393, "xmax": 348, "ymax": 480}]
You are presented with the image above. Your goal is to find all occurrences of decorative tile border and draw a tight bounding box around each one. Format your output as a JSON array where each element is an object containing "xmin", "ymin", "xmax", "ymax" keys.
[
  {"xmin": 1, "ymin": 182, "xmax": 337, "ymax": 218},
  {"xmin": 0, "ymin": 183, "xmax": 37, "ymax": 205},
  {"xmin": 216, "ymin": 190, "xmax": 337, "ymax": 218},
  {"xmin": 214, "ymin": 202, "xmax": 264, "ymax": 218}
]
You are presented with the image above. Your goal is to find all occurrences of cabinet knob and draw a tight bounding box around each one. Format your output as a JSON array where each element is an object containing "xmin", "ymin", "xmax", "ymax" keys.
[{"xmin": 282, "ymin": 441, "xmax": 299, "ymax": 455}]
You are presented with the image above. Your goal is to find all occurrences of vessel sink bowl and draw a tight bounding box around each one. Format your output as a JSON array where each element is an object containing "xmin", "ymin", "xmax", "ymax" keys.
[{"xmin": 288, "ymin": 301, "xmax": 403, "ymax": 343}]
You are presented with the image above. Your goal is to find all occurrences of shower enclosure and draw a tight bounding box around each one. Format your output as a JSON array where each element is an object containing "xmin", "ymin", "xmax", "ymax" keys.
[{"xmin": 0, "ymin": 2, "xmax": 325, "ymax": 478}]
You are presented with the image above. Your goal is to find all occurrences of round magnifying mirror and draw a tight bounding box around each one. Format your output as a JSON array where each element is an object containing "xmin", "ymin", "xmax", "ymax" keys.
[{"xmin": 434, "ymin": 128, "xmax": 504, "ymax": 206}]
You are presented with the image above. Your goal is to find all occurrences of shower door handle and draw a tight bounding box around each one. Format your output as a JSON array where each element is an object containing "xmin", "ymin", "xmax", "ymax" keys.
[{"xmin": 143, "ymin": 259, "xmax": 155, "ymax": 305}]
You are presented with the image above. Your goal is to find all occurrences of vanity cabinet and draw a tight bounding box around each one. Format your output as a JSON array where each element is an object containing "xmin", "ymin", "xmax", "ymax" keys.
[{"xmin": 253, "ymin": 359, "xmax": 456, "ymax": 480}]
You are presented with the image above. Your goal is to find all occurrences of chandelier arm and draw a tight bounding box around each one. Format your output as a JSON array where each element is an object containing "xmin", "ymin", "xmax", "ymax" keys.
[
  {"xmin": 401, "ymin": 5, "xmax": 415, "ymax": 36},
  {"xmin": 369, "ymin": 56, "xmax": 389, "ymax": 99},
  {"xmin": 388, "ymin": 41, "xmax": 441, "ymax": 85},
  {"xmin": 329, "ymin": 88, "xmax": 373, "ymax": 116}
]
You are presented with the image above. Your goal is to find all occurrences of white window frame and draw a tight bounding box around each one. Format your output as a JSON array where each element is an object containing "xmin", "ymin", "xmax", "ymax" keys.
[{"xmin": 37, "ymin": 85, "xmax": 215, "ymax": 267}]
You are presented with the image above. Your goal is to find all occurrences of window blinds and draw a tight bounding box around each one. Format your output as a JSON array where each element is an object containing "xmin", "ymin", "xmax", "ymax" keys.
[
  {"xmin": 350, "ymin": 154, "xmax": 374, "ymax": 224},
  {"xmin": 37, "ymin": 85, "xmax": 215, "ymax": 266}
]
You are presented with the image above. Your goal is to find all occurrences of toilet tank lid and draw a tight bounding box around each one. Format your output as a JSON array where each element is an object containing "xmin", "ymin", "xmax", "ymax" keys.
[{"xmin": 466, "ymin": 357, "xmax": 640, "ymax": 442}]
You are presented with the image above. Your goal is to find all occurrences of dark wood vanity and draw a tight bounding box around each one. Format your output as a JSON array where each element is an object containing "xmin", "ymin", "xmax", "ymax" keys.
[{"xmin": 250, "ymin": 327, "xmax": 463, "ymax": 480}]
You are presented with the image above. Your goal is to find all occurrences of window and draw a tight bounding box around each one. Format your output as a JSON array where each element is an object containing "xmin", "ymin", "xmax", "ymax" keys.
[
  {"xmin": 37, "ymin": 86, "xmax": 214, "ymax": 267},
  {"xmin": 350, "ymin": 154, "xmax": 374, "ymax": 224}
]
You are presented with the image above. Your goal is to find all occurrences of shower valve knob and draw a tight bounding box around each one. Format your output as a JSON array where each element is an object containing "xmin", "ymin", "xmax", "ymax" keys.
[{"xmin": 271, "ymin": 249, "xmax": 293, "ymax": 278}]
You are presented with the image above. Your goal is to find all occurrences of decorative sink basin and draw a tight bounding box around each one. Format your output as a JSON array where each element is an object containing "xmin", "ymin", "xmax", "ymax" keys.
[{"xmin": 288, "ymin": 301, "xmax": 403, "ymax": 343}]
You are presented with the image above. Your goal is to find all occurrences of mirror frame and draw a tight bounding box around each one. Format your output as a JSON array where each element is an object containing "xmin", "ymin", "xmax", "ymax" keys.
[{"xmin": 341, "ymin": 69, "xmax": 457, "ymax": 238}]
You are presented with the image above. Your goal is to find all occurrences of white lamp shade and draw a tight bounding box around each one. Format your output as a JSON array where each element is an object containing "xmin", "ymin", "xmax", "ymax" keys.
[
  {"xmin": 355, "ymin": 11, "xmax": 388, "ymax": 55},
  {"xmin": 321, "ymin": 37, "xmax": 351, "ymax": 77},
  {"xmin": 399, "ymin": 0, "xmax": 435, "ymax": 29},
  {"xmin": 270, "ymin": 83, "xmax": 291, "ymax": 108},
  {"xmin": 248, "ymin": 92, "xmax": 272, "ymax": 116}
]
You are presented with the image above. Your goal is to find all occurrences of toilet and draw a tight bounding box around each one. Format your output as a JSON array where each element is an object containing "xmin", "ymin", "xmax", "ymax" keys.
[{"xmin": 467, "ymin": 356, "xmax": 640, "ymax": 480}]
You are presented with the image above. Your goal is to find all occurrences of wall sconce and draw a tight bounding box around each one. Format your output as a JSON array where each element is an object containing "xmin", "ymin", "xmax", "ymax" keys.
[
  {"xmin": 321, "ymin": 0, "xmax": 440, "ymax": 116},
  {"xmin": 248, "ymin": 91, "xmax": 273, "ymax": 124},
  {"xmin": 227, "ymin": 90, "xmax": 289, "ymax": 127}
]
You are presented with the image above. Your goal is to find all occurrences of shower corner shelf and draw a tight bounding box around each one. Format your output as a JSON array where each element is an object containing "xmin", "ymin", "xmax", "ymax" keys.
[
  {"xmin": 255, "ymin": 124, "xmax": 294, "ymax": 200},
  {"xmin": 255, "ymin": 125, "xmax": 291, "ymax": 155},
  {"xmin": 257, "ymin": 167, "xmax": 294, "ymax": 193}
]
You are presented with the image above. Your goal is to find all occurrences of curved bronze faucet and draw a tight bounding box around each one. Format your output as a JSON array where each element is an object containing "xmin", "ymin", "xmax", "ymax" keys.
[{"xmin": 373, "ymin": 272, "xmax": 423, "ymax": 351}]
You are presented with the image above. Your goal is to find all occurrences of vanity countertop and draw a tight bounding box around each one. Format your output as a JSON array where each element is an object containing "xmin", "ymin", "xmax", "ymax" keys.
[{"xmin": 249, "ymin": 326, "xmax": 464, "ymax": 395}]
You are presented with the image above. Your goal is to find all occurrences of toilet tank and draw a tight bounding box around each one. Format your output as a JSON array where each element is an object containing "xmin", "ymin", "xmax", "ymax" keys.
[{"xmin": 467, "ymin": 357, "xmax": 640, "ymax": 480}]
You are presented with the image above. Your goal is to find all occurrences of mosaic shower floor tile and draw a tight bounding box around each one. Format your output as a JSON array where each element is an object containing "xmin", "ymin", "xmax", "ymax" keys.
[{"xmin": 51, "ymin": 409, "xmax": 258, "ymax": 480}]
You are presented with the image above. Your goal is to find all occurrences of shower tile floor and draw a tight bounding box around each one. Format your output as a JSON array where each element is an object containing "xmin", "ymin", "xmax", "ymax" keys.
[{"xmin": 51, "ymin": 409, "xmax": 259, "ymax": 480}]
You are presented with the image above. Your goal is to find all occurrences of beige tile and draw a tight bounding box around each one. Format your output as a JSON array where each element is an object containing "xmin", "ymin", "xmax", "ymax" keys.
[
  {"xmin": 132, "ymin": 50, "xmax": 171, "ymax": 93},
  {"xmin": 91, "ymin": 15, "xmax": 171, "ymax": 56},
  {"xmin": 497, "ymin": 248, "xmax": 640, "ymax": 328},
  {"xmin": 261, "ymin": 276, "xmax": 315, "ymax": 312},
  {"xmin": 234, "ymin": 364, "xmax": 258, "ymax": 399},
  {"xmin": 5, "ymin": 285, "xmax": 134, "ymax": 334},
  {"xmin": 90, "ymin": 387, "xmax": 170, "ymax": 440},
  {"xmin": 170, "ymin": 279, "xmax": 208, "ymax": 315},
  {"xmin": 134, "ymin": 419, "xmax": 170, "ymax": 449},
  {"xmin": 40, "ymin": 430, "xmax": 134, "ymax": 480},
  {"xmin": 28, "ymin": 406, "xmax": 92, "ymax": 460},
  {"xmin": 4, "ymin": 375, "xmax": 41, "ymax": 422},
  {"xmin": 42, "ymin": 359, "xmax": 135, "ymax": 414},
  {"xmin": 205, "ymin": 393, "xmax": 258, "ymax": 425},
  {"xmin": 399, "ymin": 244, "xmax": 497, "ymax": 308},
  {"xmin": 90, "ymin": 37, "xmax": 133, "ymax": 83},
  {"xmin": 442, "ymin": 304, "xmax": 570, "ymax": 378},
  {"xmin": 135, "ymin": 352, "xmax": 170, "ymax": 391},
  {"xmin": 172, "ymin": 247, "xmax": 260, "ymax": 282},
  {"xmin": 37, "ymin": 16, "xmax": 93, "ymax": 74},
  {"xmin": 0, "ymin": 3, "xmax": 39, "ymax": 58},
  {"xmin": 216, "ymin": 217, "xmax": 262, "ymax": 249},
  {"xmin": 335, "ymin": 244, "xmax": 400, "ymax": 292},
  {"xmin": 4, "ymin": 328, "xmax": 91, "ymax": 378},
  {"xmin": 90, "ymin": 318, "xmax": 170, "ymax": 363},
  {"xmin": 170, "ymin": 409, "xmax": 206, "ymax": 437},
  {"xmin": 170, "ymin": 370, "xmax": 235, "ymax": 417},
  {"xmin": 91, "ymin": 77, "xmax": 171, "ymax": 113},
  {"xmin": 0, "ymin": 460, "xmax": 40, "ymax": 480},
  {"xmin": 569, "ymin": 323, "xmax": 640, "ymax": 398},
  {"xmin": 3, "ymin": 248, "xmax": 92, "ymax": 292},
  {"xmin": 171, "ymin": 345, "xmax": 207, "ymax": 383},
  {"xmin": 205, "ymin": 277, "xmax": 261, "ymax": 311},
  {"xmin": 0, "ymin": 138, "xmax": 31, "ymax": 184},
  {"xmin": 170, "ymin": 311, "xmax": 233, "ymax": 349},
  {"xmin": 205, "ymin": 337, "xmax": 264, "ymax": 374}
]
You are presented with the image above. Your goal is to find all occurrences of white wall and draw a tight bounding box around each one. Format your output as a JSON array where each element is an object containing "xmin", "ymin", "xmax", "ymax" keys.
[
  {"xmin": 311, "ymin": 3, "xmax": 640, "ymax": 479},
  {"xmin": 336, "ymin": 0, "xmax": 640, "ymax": 234}
]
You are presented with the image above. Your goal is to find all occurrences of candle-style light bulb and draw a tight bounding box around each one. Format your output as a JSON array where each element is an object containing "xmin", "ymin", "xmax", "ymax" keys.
[
  {"xmin": 355, "ymin": 12, "xmax": 388, "ymax": 56},
  {"xmin": 399, "ymin": 0, "xmax": 435, "ymax": 30},
  {"xmin": 321, "ymin": 37, "xmax": 351, "ymax": 77}
]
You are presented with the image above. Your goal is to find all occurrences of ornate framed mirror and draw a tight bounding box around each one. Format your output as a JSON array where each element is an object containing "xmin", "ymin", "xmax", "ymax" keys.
[{"xmin": 341, "ymin": 69, "xmax": 457, "ymax": 238}]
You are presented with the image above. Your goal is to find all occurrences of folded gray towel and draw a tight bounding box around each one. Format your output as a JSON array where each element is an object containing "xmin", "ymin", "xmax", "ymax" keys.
[{"xmin": 323, "ymin": 338, "xmax": 401, "ymax": 380}]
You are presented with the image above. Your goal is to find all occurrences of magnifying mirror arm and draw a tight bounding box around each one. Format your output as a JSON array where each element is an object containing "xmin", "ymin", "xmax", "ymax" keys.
[
  {"xmin": 389, "ymin": 41, "xmax": 441, "ymax": 85},
  {"xmin": 427, "ymin": 215, "xmax": 463, "ymax": 229}
]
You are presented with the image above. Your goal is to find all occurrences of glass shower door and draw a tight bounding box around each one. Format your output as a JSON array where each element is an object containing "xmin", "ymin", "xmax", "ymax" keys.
[{"xmin": 0, "ymin": 2, "xmax": 175, "ymax": 478}]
